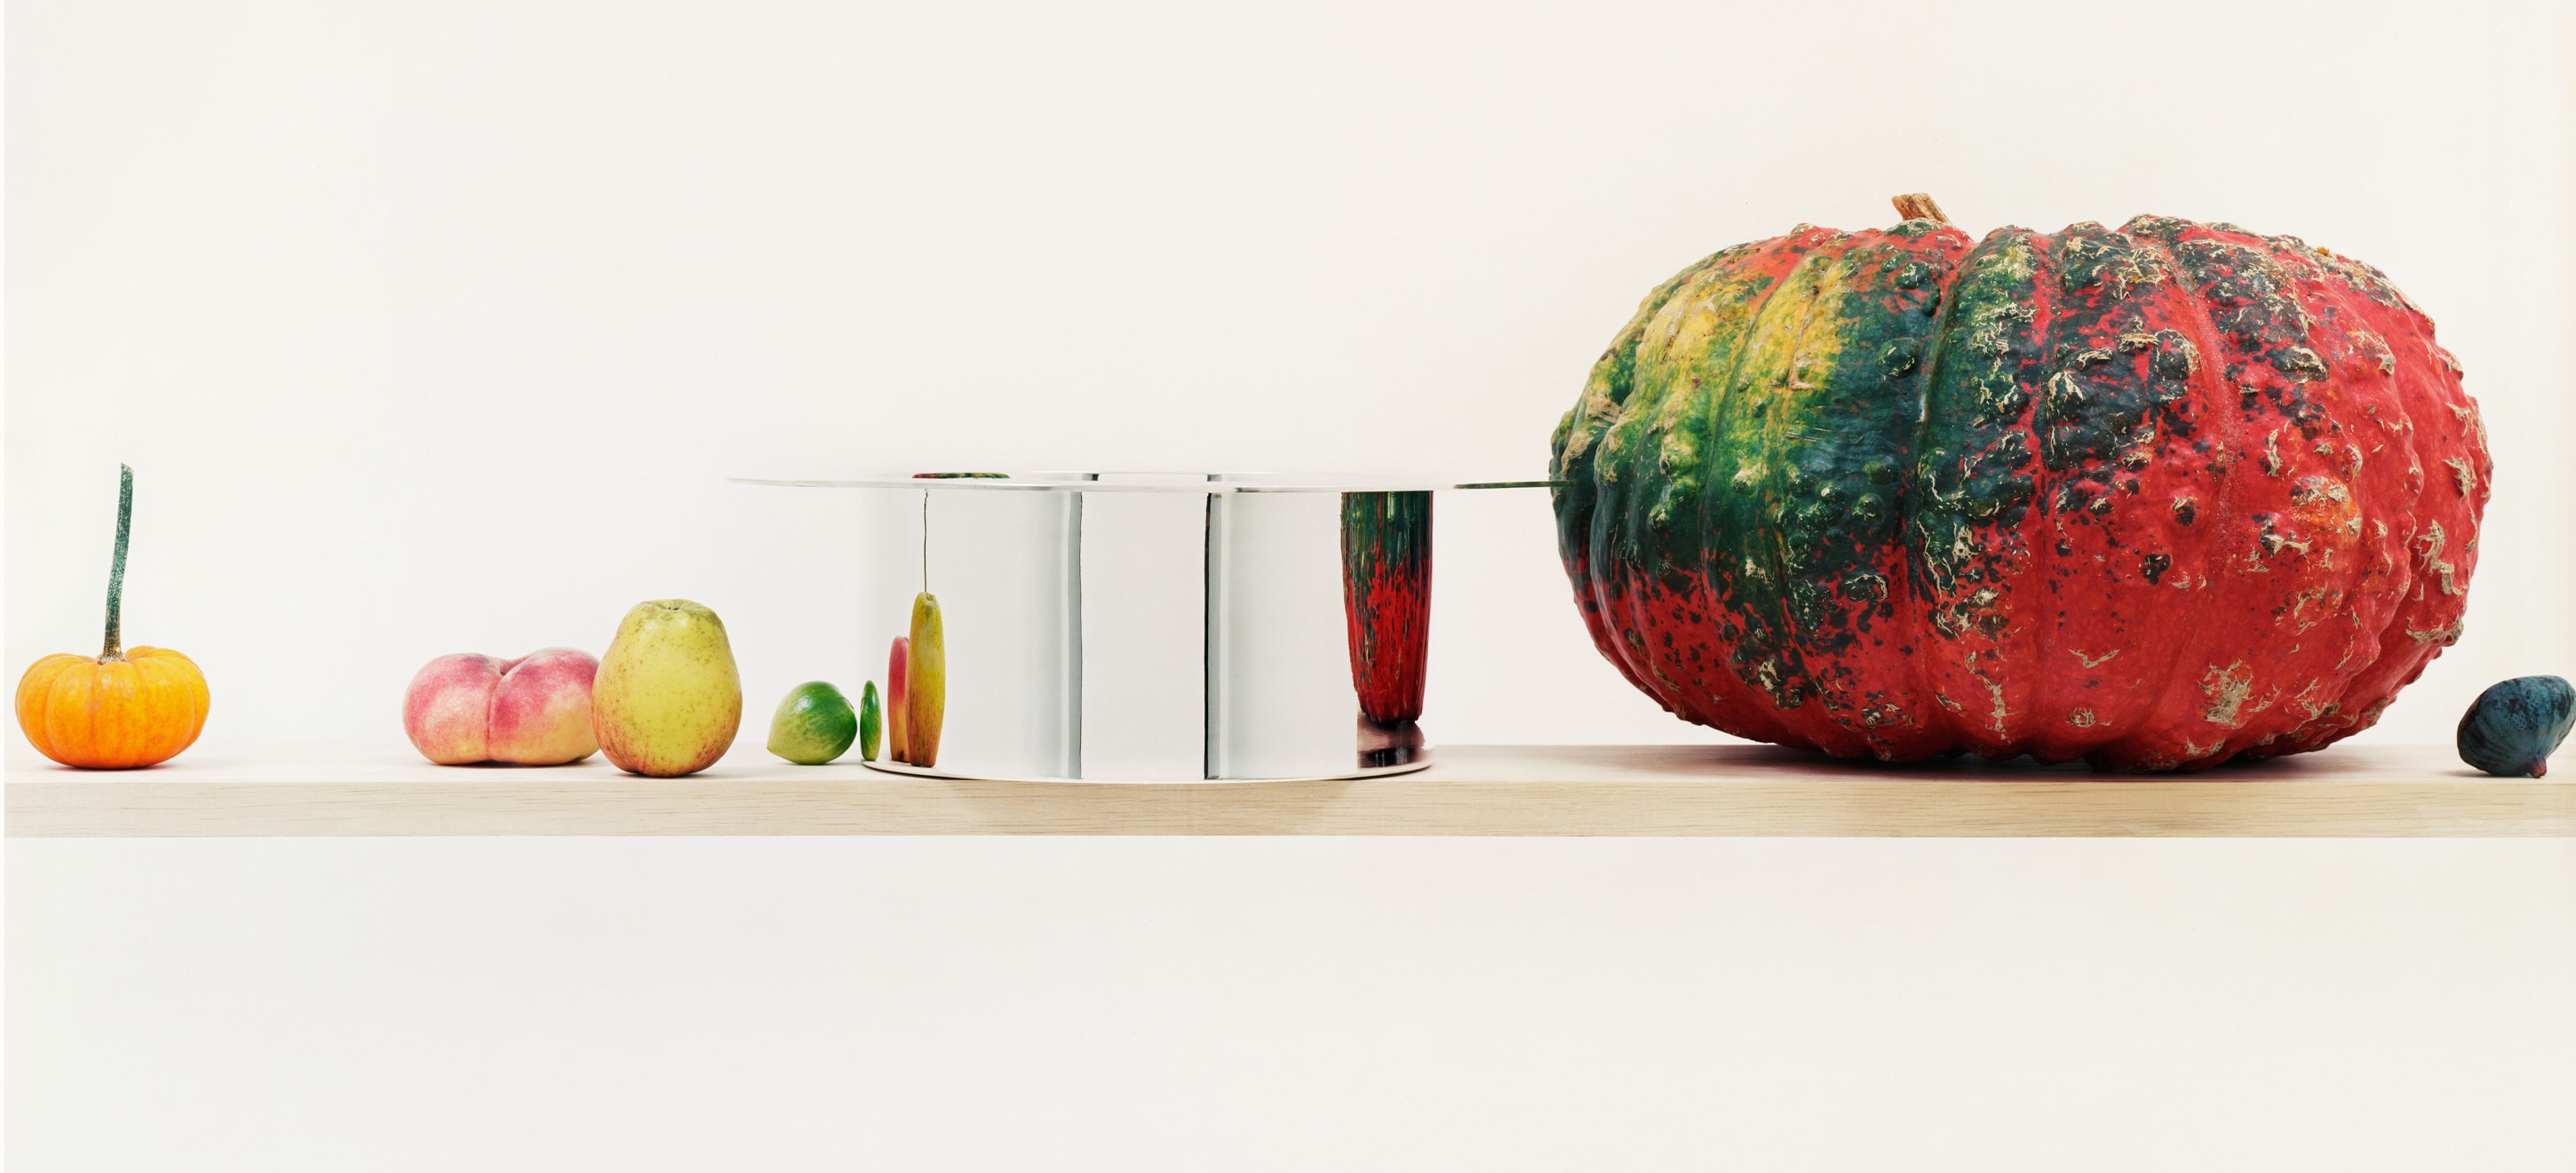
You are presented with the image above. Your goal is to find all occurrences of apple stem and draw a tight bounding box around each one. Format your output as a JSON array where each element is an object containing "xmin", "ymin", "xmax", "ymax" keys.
[{"xmin": 101, "ymin": 464, "xmax": 132, "ymax": 662}]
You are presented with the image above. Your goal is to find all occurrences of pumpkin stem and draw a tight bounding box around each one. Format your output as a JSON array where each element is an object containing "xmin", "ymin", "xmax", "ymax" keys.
[
  {"xmin": 101, "ymin": 464, "xmax": 132, "ymax": 662},
  {"xmin": 1892, "ymin": 193, "xmax": 1950, "ymax": 224}
]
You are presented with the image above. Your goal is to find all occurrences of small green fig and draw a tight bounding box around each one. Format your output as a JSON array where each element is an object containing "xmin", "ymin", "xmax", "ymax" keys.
[
  {"xmin": 766, "ymin": 681, "xmax": 857, "ymax": 766},
  {"xmin": 858, "ymin": 680, "xmax": 882, "ymax": 762},
  {"xmin": 2457, "ymin": 675, "xmax": 2575, "ymax": 778}
]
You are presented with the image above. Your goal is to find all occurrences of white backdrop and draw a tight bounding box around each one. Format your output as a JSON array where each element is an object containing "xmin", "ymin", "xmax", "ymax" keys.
[
  {"xmin": 13, "ymin": 836, "xmax": 2574, "ymax": 1169},
  {"xmin": 11, "ymin": 0, "xmax": 2572, "ymax": 754}
]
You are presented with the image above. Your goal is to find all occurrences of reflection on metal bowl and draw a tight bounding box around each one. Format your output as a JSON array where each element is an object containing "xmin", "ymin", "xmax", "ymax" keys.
[
  {"xmin": 736, "ymin": 471, "xmax": 1547, "ymax": 784},
  {"xmin": 857, "ymin": 751, "xmax": 1431, "ymax": 787}
]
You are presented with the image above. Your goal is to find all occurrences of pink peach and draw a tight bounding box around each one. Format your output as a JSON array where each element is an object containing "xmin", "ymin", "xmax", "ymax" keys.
[{"xmin": 402, "ymin": 648, "xmax": 600, "ymax": 765}]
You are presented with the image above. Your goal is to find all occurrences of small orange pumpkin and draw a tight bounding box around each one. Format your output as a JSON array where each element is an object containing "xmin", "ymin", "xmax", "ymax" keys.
[{"xmin": 15, "ymin": 466, "xmax": 209, "ymax": 768}]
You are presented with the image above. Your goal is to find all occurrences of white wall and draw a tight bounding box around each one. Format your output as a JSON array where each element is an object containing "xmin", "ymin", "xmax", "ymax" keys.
[
  {"xmin": 14, "ymin": 837, "xmax": 2576, "ymax": 1170},
  {"xmin": 11, "ymin": 0, "xmax": 2573, "ymax": 754}
]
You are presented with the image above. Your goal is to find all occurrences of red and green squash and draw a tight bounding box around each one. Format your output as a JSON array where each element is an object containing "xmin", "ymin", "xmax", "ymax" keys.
[
  {"xmin": 1550, "ymin": 196, "xmax": 2491, "ymax": 770},
  {"xmin": 1341, "ymin": 491, "xmax": 1432, "ymax": 727}
]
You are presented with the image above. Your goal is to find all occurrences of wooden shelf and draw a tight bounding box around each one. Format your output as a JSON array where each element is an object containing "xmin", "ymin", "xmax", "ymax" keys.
[{"xmin": 9, "ymin": 743, "xmax": 2568, "ymax": 838}]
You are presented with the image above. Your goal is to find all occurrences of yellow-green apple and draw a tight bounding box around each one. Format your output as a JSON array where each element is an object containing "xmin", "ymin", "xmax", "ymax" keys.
[
  {"xmin": 592, "ymin": 599, "xmax": 742, "ymax": 776},
  {"xmin": 907, "ymin": 594, "xmax": 945, "ymax": 767},
  {"xmin": 402, "ymin": 648, "xmax": 600, "ymax": 765}
]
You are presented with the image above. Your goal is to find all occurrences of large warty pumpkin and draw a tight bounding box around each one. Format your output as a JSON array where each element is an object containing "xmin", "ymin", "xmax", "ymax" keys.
[{"xmin": 1549, "ymin": 196, "xmax": 2491, "ymax": 770}]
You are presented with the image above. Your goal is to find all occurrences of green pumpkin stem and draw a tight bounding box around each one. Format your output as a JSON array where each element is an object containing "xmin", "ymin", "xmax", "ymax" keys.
[{"xmin": 101, "ymin": 464, "xmax": 132, "ymax": 662}]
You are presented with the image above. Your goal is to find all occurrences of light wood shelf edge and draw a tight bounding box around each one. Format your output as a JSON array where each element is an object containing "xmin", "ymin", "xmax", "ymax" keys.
[{"xmin": 10, "ymin": 743, "xmax": 2568, "ymax": 839}]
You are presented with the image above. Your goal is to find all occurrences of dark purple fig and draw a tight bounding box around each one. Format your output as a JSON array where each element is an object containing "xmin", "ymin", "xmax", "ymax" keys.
[{"xmin": 2457, "ymin": 676, "xmax": 2575, "ymax": 778}]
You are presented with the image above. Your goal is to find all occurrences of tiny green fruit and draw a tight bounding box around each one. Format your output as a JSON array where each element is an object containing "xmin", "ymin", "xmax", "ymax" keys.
[
  {"xmin": 857, "ymin": 681, "xmax": 882, "ymax": 762},
  {"xmin": 767, "ymin": 681, "xmax": 858, "ymax": 765}
]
